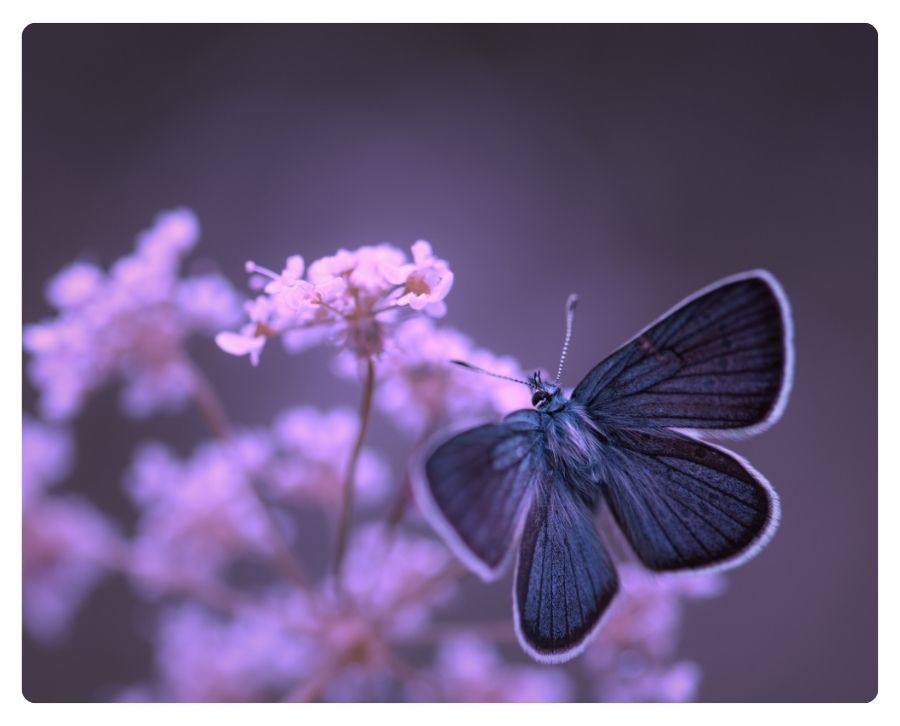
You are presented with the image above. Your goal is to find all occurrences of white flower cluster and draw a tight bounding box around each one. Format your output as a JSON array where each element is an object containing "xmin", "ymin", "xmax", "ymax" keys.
[{"xmin": 216, "ymin": 241, "xmax": 454, "ymax": 365}]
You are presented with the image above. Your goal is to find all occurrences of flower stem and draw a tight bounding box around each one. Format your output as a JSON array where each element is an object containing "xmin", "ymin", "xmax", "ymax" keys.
[
  {"xmin": 385, "ymin": 471, "xmax": 413, "ymax": 531},
  {"xmin": 188, "ymin": 358, "xmax": 234, "ymax": 440},
  {"xmin": 187, "ymin": 358, "xmax": 309, "ymax": 587},
  {"xmin": 396, "ymin": 620, "xmax": 518, "ymax": 646},
  {"xmin": 385, "ymin": 430, "xmax": 432, "ymax": 531},
  {"xmin": 385, "ymin": 559, "xmax": 468, "ymax": 614},
  {"xmin": 333, "ymin": 356, "xmax": 376, "ymax": 583}
]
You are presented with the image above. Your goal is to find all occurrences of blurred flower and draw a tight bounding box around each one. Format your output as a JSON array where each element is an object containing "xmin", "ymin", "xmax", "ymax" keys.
[
  {"xmin": 124, "ymin": 407, "xmax": 389, "ymax": 594},
  {"xmin": 336, "ymin": 317, "xmax": 532, "ymax": 438},
  {"xmin": 216, "ymin": 241, "xmax": 453, "ymax": 365},
  {"xmin": 23, "ymin": 209, "xmax": 243, "ymax": 420},
  {"xmin": 123, "ymin": 524, "xmax": 460, "ymax": 702},
  {"xmin": 23, "ymin": 496, "xmax": 121, "ymax": 644},
  {"xmin": 144, "ymin": 601, "xmax": 314, "ymax": 702},
  {"xmin": 337, "ymin": 524, "xmax": 458, "ymax": 639},
  {"xmin": 410, "ymin": 635, "xmax": 574, "ymax": 702},
  {"xmin": 582, "ymin": 563, "xmax": 724, "ymax": 702},
  {"xmin": 284, "ymin": 524, "xmax": 460, "ymax": 701},
  {"xmin": 23, "ymin": 416, "xmax": 120, "ymax": 644},
  {"xmin": 595, "ymin": 658, "xmax": 701, "ymax": 703},
  {"xmin": 268, "ymin": 406, "xmax": 388, "ymax": 508},
  {"xmin": 22, "ymin": 415, "xmax": 73, "ymax": 507},
  {"xmin": 124, "ymin": 434, "xmax": 278, "ymax": 593}
]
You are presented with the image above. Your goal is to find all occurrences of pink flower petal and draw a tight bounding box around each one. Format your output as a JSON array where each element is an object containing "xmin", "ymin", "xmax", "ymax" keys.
[{"xmin": 215, "ymin": 331, "xmax": 265, "ymax": 357}]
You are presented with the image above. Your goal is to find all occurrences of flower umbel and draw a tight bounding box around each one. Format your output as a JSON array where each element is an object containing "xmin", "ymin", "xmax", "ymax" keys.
[
  {"xmin": 23, "ymin": 209, "xmax": 243, "ymax": 419},
  {"xmin": 215, "ymin": 241, "xmax": 454, "ymax": 365}
]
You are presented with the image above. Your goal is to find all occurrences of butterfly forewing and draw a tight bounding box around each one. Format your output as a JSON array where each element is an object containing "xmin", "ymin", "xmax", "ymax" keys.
[
  {"xmin": 515, "ymin": 478, "xmax": 618, "ymax": 662},
  {"xmin": 423, "ymin": 410, "xmax": 545, "ymax": 579},
  {"xmin": 598, "ymin": 428, "xmax": 778, "ymax": 571},
  {"xmin": 572, "ymin": 273, "xmax": 791, "ymax": 433}
]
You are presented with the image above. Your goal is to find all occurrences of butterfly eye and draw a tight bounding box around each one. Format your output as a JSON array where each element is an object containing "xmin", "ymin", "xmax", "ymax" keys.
[{"xmin": 532, "ymin": 391, "xmax": 549, "ymax": 406}]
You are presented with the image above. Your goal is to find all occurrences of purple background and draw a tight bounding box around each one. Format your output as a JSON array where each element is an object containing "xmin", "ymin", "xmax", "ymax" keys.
[{"xmin": 22, "ymin": 24, "xmax": 876, "ymax": 701}]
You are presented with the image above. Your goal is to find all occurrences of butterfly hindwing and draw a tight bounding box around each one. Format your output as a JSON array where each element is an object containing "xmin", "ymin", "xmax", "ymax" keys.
[
  {"xmin": 422, "ymin": 410, "xmax": 545, "ymax": 580},
  {"xmin": 572, "ymin": 271, "xmax": 792, "ymax": 434},
  {"xmin": 515, "ymin": 476, "xmax": 619, "ymax": 662},
  {"xmin": 598, "ymin": 427, "xmax": 779, "ymax": 571}
]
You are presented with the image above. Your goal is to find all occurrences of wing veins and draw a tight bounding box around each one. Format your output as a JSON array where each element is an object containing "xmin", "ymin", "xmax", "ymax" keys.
[
  {"xmin": 665, "ymin": 479, "xmax": 758, "ymax": 534},
  {"xmin": 602, "ymin": 342, "xmax": 781, "ymax": 405},
  {"xmin": 675, "ymin": 317, "xmax": 780, "ymax": 359},
  {"xmin": 440, "ymin": 433, "xmax": 537, "ymax": 511},
  {"xmin": 537, "ymin": 523, "xmax": 549, "ymax": 641},
  {"xmin": 630, "ymin": 480, "xmax": 689, "ymax": 564},
  {"xmin": 653, "ymin": 489, "xmax": 718, "ymax": 557},
  {"xmin": 666, "ymin": 287, "xmax": 772, "ymax": 351},
  {"xmin": 660, "ymin": 366, "xmax": 781, "ymax": 381},
  {"xmin": 648, "ymin": 285, "xmax": 745, "ymax": 350},
  {"xmin": 675, "ymin": 309, "xmax": 771, "ymax": 353},
  {"xmin": 678, "ymin": 342, "xmax": 783, "ymax": 372},
  {"xmin": 563, "ymin": 534, "xmax": 583, "ymax": 635},
  {"xmin": 659, "ymin": 458, "xmax": 760, "ymax": 510}
]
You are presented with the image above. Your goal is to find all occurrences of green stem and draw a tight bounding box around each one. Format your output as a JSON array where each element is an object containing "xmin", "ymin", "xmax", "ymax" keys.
[{"xmin": 333, "ymin": 356, "xmax": 376, "ymax": 583}]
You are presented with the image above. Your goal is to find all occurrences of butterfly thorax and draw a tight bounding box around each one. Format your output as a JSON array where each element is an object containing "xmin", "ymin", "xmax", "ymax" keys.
[{"xmin": 527, "ymin": 373, "xmax": 605, "ymax": 505}]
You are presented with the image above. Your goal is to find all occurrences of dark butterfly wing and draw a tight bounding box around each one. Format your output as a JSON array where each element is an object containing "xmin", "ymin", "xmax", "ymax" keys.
[
  {"xmin": 598, "ymin": 427, "xmax": 779, "ymax": 571},
  {"xmin": 422, "ymin": 410, "xmax": 546, "ymax": 580},
  {"xmin": 572, "ymin": 271, "xmax": 793, "ymax": 435},
  {"xmin": 515, "ymin": 477, "xmax": 619, "ymax": 662}
]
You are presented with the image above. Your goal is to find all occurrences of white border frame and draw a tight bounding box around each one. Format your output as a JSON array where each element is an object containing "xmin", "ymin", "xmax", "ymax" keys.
[{"xmin": 7, "ymin": 7, "xmax": 892, "ymax": 720}]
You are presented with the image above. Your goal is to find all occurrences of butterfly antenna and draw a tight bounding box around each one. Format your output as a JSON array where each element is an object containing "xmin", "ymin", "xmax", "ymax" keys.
[
  {"xmin": 555, "ymin": 293, "xmax": 579, "ymax": 384},
  {"xmin": 450, "ymin": 360, "xmax": 530, "ymax": 387}
]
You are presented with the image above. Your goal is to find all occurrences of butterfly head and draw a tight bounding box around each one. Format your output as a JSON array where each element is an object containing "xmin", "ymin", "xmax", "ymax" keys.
[{"xmin": 528, "ymin": 371, "xmax": 565, "ymax": 412}]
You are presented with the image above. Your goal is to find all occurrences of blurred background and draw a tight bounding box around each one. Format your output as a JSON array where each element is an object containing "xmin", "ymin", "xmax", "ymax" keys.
[{"xmin": 22, "ymin": 24, "xmax": 876, "ymax": 701}]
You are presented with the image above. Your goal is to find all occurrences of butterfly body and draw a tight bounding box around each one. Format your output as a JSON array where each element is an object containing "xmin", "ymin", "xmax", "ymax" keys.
[
  {"xmin": 503, "ymin": 407, "xmax": 601, "ymax": 507},
  {"xmin": 420, "ymin": 271, "xmax": 793, "ymax": 663}
]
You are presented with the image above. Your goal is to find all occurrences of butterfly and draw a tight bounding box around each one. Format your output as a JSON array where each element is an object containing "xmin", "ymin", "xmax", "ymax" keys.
[{"xmin": 418, "ymin": 270, "xmax": 794, "ymax": 663}]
